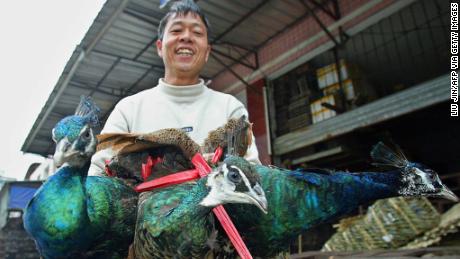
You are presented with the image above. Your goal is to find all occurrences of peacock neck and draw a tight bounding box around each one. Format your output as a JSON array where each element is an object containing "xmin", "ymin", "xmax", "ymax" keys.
[
  {"xmin": 179, "ymin": 178, "xmax": 213, "ymax": 217},
  {"xmin": 351, "ymin": 169, "xmax": 402, "ymax": 202},
  {"xmin": 44, "ymin": 163, "xmax": 90, "ymax": 204}
]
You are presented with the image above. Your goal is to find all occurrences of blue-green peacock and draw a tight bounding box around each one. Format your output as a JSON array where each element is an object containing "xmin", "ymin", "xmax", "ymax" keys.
[
  {"xmin": 23, "ymin": 96, "xmax": 458, "ymax": 258},
  {"xmin": 221, "ymin": 145, "xmax": 459, "ymax": 256},
  {"xmin": 101, "ymin": 124, "xmax": 458, "ymax": 258},
  {"xmin": 23, "ymin": 97, "xmax": 138, "ymax": 259}
]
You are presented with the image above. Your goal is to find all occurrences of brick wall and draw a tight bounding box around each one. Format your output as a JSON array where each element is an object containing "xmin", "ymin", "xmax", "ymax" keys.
[{"xmin": 210, "ymin": 0, "xmax": 397, "ymax": 91}]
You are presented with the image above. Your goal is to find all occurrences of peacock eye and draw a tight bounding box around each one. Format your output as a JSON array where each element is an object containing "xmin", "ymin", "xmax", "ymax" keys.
[
  {"xmin": 82, "ymin": 129, "xmax": 91, "ymax": 139},
  {"xmin": 228, "ymin": 170, "xmax": 241, "ymax": 183}
]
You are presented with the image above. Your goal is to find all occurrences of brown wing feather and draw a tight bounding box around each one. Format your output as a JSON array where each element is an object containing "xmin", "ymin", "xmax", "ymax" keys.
[
  {"xmin": 96, "ymin": 133, "xmax": 139, "ymax": 152},
  {"xmin": 203, "ymin": 115, "xmax": 252, "ymax": 157},
  {"xmin": 97, "ymin": 129, "xmax": 201, "ymax": 159},
  {"xmin": 117, "ymin": 129, "xmax": 201, "ymax": 158},
  {"xmin": 97, "ymin": 129, "xmax": 201, "ymax": 184}
]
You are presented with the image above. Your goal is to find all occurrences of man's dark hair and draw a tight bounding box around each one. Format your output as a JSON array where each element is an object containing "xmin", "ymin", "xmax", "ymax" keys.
[{"xmin": 157, "ymin": 0, "xmax": 211, "ymax": 42}]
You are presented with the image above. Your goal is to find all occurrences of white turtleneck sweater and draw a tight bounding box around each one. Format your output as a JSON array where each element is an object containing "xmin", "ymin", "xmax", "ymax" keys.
[{"xmin": 88, "ymin": 79, "xmax": 260, "ymax": 176}]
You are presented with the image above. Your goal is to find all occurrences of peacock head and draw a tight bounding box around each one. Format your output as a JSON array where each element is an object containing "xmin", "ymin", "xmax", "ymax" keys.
[
  {"xmin": 200, "ymin": 156, "xmax": 268, "ymax": 214},
  {"xmin": 371, "ymin": 142, "xmax": 459, "ymax": 202},
  {"xmin": 52, "ymin": 96, "xmax": 100, "ymax": 168},
  {"xmin": 398, "ymin": 162, "xmax": 458, "ymax": 202}
]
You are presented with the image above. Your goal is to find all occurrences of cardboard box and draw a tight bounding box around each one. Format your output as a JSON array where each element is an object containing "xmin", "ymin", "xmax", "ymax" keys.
[
  {"xmin": 323, "ymin": 79, "xmax": 356, "ymax": 101},
  {"xmin": 310, "ymin": 95, "xmax": 342, "ymax": 124},
  {"xmin": 323, "ymin": 79, "xmax": 377, "ymax": 104},
  {"xmin": 316, "ymin": 60, "xmax": 361, "ymax": 89}
]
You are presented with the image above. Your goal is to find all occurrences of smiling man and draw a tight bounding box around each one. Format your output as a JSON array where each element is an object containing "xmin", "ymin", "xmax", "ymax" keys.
[
  {"xmin": 88, "ymin": 0, "xmax": 260, "ymax": 176},
  {"xmin": 156, "ymin": 2, "xmax": 211, "ymax": 86}
]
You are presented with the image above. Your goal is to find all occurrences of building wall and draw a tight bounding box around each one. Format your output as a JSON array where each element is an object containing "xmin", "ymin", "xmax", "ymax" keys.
[
  {"xmin": 210, "ymin": 0, "xmax": 413, "ymax": 163},
  {"xmin": 211, "ymin": 0, "xmax": 403, "ymax": 94}
]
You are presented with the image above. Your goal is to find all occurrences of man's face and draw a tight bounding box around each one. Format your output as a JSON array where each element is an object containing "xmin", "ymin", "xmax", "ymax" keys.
[{"xmin": 156, "ymin": 12, "xmax": 211, "ymax": 81}]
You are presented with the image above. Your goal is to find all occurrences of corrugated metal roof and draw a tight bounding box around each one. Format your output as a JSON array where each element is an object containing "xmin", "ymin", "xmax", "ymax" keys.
[{"xmin": 22, "ymin": 0, "xmax": 315, "ymax": 156}]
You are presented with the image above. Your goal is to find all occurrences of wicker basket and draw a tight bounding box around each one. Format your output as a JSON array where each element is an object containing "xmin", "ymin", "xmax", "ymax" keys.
[
  {"xmin": 322, "ymin": 197, "xmax": 440, "ymax": 252},
  {"xmin": 402, "ymin": 203, "xmax": 460, "ymax": 249}
]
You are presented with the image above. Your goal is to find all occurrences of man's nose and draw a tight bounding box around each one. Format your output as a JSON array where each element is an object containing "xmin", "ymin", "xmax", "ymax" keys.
[{"xmin": 179, "ymin": 30, "xmax": 193, "ymax": 42}]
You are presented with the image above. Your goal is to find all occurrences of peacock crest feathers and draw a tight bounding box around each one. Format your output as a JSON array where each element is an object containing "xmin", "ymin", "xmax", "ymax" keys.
[
  {"xmin": 74, "ymin": 96, "xmax": 101, "ymax": 125},
  {"xmin": 52, "ymin": 96, "xmax": 100, "ymax": 143},
  {"xmin": 371, "ymin": 142, "xmax": 409, "ymax": 169}
]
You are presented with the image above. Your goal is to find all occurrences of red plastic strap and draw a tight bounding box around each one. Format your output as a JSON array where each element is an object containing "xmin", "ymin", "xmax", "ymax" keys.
[
  {"xmin": 105, "ymin": 160, "xmax": 114, "ymax": 177},
  {"xmin": 191, "ymin": 153, "xmax": 213, "ymax": 177},
  {"xmin": 212, "ymin": 206, "xmax": 253, "ymax": 259},
  {"xmin": 191, "ymin": 153, "xmax": 253, "ymax": 259},
  {"xmin": 141, "ymin": 156, "xmax": 163, "ymax": 181},
  {"xmin": 134, "ymin": 169, "xmax": 200, "ymax": 192},
  {"xmin": 211, "ymin": 146, "xmax": 224, "ymax": 164}
]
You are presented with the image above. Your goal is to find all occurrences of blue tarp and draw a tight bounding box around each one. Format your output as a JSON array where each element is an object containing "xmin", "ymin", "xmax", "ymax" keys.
[{"xmin": 8, "ymin": 185, "xmax": 38, "ymax": 209}]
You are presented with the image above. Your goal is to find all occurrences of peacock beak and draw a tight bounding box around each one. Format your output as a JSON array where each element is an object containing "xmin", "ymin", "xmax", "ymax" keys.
[
  {"xmin": 247, "ymin": 184, "xmax": 268, "ymax": 214},
  {"xmin": 440, "ymin": 185, "xmax": 459, "ymax": 202},
  {"xmin": 53, "ymin": 138, "xmax": 76, "ymax": 168}
]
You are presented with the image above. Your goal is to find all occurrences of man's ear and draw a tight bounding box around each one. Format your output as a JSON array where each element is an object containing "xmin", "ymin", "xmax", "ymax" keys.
[
  {"xmin": 205, "ymin": 44, "xmax": 211, "ymax": 62},
  {"xmin": 156, "ymin": 39, "xmax": 163, "ymax": 58}
]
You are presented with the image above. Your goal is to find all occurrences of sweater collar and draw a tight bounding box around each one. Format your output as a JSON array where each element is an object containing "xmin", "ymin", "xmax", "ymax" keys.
[{"xmin": 158, "ymin": 78, "xmax": 207, "ymax": 100}]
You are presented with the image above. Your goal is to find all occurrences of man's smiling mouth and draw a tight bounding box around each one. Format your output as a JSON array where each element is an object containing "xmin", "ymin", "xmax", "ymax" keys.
[{"xmin": 176, "ymin": 48, "xmax": 194, "ymax": 56}]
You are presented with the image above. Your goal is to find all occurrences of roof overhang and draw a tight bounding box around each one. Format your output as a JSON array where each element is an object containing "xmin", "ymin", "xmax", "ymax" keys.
[{"xmin": 22, "ymin": 0, "xmax": 328, "ymax": 156}]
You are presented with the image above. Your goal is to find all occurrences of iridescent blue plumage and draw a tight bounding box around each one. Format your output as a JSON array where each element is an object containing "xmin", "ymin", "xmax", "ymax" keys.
[
  {"xmin": 133, "ymin": 156, "xmax": 268, "ymax": 258},
  {"xmin": 129, "ymin": 143, "xmax": 457, "ymax": 258},
  {"xmin": 30, "ymin": 101, "xmax": 457, "ymax": 259},
  {"xmin": 23, "ymin": 96, "xmax": 138, "ymax": 259},
  {"xmin": 220, "ymin": 144, "xmax": 458, "ymax": 257}
]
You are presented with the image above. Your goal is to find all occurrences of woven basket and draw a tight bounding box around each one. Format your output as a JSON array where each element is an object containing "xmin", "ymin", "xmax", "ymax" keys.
[
  {"xmin": 402, "ymin": 203, "xmax": 460, "ymax": 249},
  {"xmin": 322, "ymin": 197, "xmax": 440, "ymax": 252}
]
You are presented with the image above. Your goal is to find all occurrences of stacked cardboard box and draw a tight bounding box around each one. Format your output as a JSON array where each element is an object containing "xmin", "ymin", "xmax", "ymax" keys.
[
  {"xmin": 316, "ymin": 59, "xmax": 360, "ymax": 89},
  {"xmin": 310, "ymin": 95, "xmax": 341, "ymax": 124},
  {"xmin": 311, "ymin": 60, "xmax": 374, "ymax": 124},
  {"xmin": 323, "ymin": 79, "xmax": 357, "ymax": 101}
]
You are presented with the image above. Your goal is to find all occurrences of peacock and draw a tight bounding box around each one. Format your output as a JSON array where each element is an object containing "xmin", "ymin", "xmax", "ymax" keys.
[
  {"xmin": 101, "ymin": 118, "xmax": 458, "ymax": 258},
  {"xmin": 132, "ymin": 155, "xmax": 268, "ymax": 258},
  {"xmin": 220, "ymin": 143, "xmax": 459, "ymax": 257},
  {"xmin": 25, "ymin": 100, "xmax": 458, "ymax": 258},
  {"xmin": 23, "ymin": 97, "xmax": 138, "ymax": 259},
  {"xmin": 102, "ymin": 121, "xmax": 458, "ymax": 258}
]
